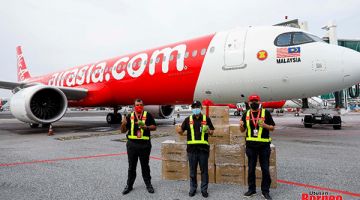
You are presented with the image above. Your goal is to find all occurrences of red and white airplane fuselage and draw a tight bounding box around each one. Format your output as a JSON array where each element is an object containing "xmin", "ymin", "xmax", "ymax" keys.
[{"xmin": 2, "ymin": 25, "xmax": 360, "ymax": 125}]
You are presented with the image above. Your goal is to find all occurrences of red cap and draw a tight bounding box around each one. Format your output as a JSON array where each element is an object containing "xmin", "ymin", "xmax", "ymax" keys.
[{"xmin": 248, "ymin": 94, "xmax": 260, "ymax": 101}]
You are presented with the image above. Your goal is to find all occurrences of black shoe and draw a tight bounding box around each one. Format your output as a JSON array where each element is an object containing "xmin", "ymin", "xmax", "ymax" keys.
[
  {"xmin": 122, "ymin": 185, "xmax": 133, "ymax": 195},
  {"xmin": 146, "ymin": 184, "xmax": 154, "ymax": 193},
  {"xmin": 243, "ymin": 190, "xmax": 256, "ymax": 197},
  {"xmin": 202, "ymin": 191, "xmax": 209, "ymax": 198},
  {"xmin": 189, "ymin": 190, "xmax": 196, "ymax": 197},
  {"xmin": 262, "ymin": 192, "xmax": 272, "ymax": 200}
]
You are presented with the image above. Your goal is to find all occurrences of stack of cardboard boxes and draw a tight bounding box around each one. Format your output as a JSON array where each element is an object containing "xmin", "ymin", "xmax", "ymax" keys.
[
  {"xmin": 161, "ymin": 140, "xmax": 188, "ymax": 180},
  {"xmin": 161, "ymin": 106, "xmax": 277, "ymax": 188}
]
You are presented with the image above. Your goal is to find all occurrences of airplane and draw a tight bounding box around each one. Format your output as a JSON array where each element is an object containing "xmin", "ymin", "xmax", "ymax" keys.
[{"xmin": 0, "ymin": 25, "xmax": 360, "ymax": 128}]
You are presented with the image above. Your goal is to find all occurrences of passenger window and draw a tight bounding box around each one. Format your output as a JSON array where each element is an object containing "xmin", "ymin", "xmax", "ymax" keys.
[
  {"xmin": 177, "ymin": 53, "xmax": 181, "ymax": 59},
  {"xmin": 156, "ymin": 57, "xmax": 160, "ymax": 63},
  {"xmin": 275, "ymin": 33, "xmax": 292, "ymax": 46},
  {"xmin": 163, "ymin": 56, "xmax": 167, "ymax": 62},
  {"xmin": 210, "ymin": 47, "xmax": 215, "ymax": 53},
  {"xmin": 293, "ymin": 32, "xmax": 313, "ymax": 45},
  {"xmin": 192, "ymin": 50, "xmax": 198, "ymax": 57},
  {"xmin": 201, "ymin": 48, "xmax": 206, "ymax": 56},
  {"xmin": 185, "ymin": 52, "xmax": 189, "ymax": 58},
  {"xmin": 170, "ymin": 55, "xmax": 174, "ymax": 61}
]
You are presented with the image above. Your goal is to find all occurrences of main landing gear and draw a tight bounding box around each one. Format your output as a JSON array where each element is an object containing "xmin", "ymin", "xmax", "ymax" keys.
[{"xmin": 106, "ymin": 107, "xmax": 122, "ymax": 124}]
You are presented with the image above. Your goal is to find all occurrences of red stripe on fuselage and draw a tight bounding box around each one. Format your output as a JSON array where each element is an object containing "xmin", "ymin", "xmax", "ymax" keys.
[
  {"xmin": 262, "ymin": 100, "xmax": 286, "ymax": 109},
  {"xmin": 27, "ymin": 34, "xmax": 216, "ymax": 107}
]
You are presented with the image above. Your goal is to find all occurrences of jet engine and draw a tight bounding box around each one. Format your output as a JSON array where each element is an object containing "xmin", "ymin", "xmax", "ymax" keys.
[
  {"xmin": 10, "ymin": 85, "xmax": 68, "ymax": 124},
  {"xmin": 144, "ymin": 105, "xmax": 175, "ymax": 119}
]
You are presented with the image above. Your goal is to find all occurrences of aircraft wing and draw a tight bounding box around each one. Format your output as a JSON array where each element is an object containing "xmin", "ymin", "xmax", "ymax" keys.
[
  {"xmin": 0, "ymin": 80, "xmax": 88, "ymax": 100},
  {"xmin": 0, "ymin": 81, "xmax": 25, "ymax": 90}
]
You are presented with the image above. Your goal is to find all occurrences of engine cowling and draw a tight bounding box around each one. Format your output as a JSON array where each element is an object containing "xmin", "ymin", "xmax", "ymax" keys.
[
  {"xmin": 144, "ymin": 105, "xmax": 175, "ymax": 119},
  {"xmin": 10, "ymin": 85, "xmax": 68, "ymax": 124}
]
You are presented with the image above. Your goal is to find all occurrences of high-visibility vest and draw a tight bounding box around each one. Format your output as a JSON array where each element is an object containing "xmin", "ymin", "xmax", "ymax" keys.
[
  {"xmin": 128, "ymin": 111, "xmax": 149, "ymax": 140},
  {"xmin": 187, "ymin": 114, "xmax": 209, "ymax": 145},
  {"xmin": 246, "ymin": 109, "xmax": 272, "ymax": 142}
]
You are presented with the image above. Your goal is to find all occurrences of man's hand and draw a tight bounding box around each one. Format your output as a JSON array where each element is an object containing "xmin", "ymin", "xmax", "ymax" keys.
[
  {"xmin": 120, "ymin": 115, "xmax": 128, "ymax": 133},
  {"xmin": 176, "ymin": 125, "xmax": 184, "ymax": 135},
  {"xmin": 240, "ymin": 120, "xmax": 246, "ymax": 133},
  {"xmin": 121, "ymin": 115, "xmax": 127, "ymax": 125},
  {"xmin": 260, "ymin": 122, "xmax": 275, "ymax": 131}
]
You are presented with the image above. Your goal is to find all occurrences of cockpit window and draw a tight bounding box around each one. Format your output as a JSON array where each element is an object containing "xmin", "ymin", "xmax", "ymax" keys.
[
  {"xmin": 307, "ymin": 34, "xmax": 324, "ymax": 42},
  {"xmin": 276, "ymin": 33, "xmax": 292, "ymax": 46},
  {"xmin": 275, "ymin": 32, "xmax": 323, "ymax": 46},
  {"xmin": 293, "ymin": 32, "xmax": 313, "ymax": 45}
]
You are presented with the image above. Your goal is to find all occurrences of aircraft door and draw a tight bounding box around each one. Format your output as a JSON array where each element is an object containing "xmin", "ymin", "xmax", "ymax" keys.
[{"xmin": 223, "ymin": 29, "xmax": 247, "ymax": 70}]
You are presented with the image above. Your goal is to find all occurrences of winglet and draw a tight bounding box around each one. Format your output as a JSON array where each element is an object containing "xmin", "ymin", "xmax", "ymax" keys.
[{"xmin": 16, "ymin": 46, "xmax": 31, "ymax": 82}]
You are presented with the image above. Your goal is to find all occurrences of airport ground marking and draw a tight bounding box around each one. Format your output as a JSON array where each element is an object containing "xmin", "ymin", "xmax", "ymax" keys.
[
  {"xmin": 277, "ymin": 179, "xmax": 360, "ymax": 198},
  {"xmin": 1, "ymin": 153, "xmax": 360, "ymax": 198},
  {"xmin": 0, "ymin": 152, "xmax": 127, "ymax": 167}
]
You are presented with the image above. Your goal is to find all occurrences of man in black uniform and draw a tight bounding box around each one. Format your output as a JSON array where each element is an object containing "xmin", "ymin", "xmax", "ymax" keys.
[
  {"xmin": 176, "ymin": 101, "xmax": 215, "ymax": 198},
  {"xmin": 120, "ymin": 99, "xmax": 157, "ymax": 195},
  {"xmin": 240, "ymin": 94, "xmax": 275, "ymax": 200}
]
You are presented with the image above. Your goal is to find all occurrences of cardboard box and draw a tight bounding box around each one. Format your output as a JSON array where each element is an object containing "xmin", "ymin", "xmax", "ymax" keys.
[
  {"xmin": 244, "ymin": 166, "xmax": 277, "ymax": 188},
  {"xmin": 229, "ymin": 124, "xmax": 246, "ymax": 137},
  {"xmin": 215, "ymin": 144, "xmax": 245, "ymax": 166},
  {"xmin": 161, "ymin": 140, "xmax": 187, "ymax": 161},
  {"xmin": 196, "ymin": 164, "xmax": 216, "ymax": 183},
  {"xmin": 202, "ymin": 106, "xmax": 229, "ymax": 125},
  {"xmin": 162, "ymin": 160, "xmax": 189, "ymax": 180},
  {"xmin": 230, "ymin": 134, "xmax": 246, "ymax": 146},
  {"xmin": 245, "ymin": 144, "xmax": 276, "ymax": 167},
  {"xmin": 209, "ymin": 144, "xmax": 215, "ymax": 165},
  {"xmin": 177, "ymin": 133, "xmax": 187, "ymax": 142},
  {"xmin": 209, "ymin": 125, "xmax": 230, "ymax": 145},
  {"xmin": 216, "ymin": 164, "xmax": 245, "ymax": 185}
]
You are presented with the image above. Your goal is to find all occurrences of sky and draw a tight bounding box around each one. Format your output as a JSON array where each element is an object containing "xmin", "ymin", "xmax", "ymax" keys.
[{"xmin": 1, "ymin": 0, "xmax": 360, "ymax": 98}]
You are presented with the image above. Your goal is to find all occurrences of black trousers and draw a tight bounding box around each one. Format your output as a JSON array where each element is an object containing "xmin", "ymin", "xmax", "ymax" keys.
[
  {"xmin": 246, "ymin": 144, "xmax": 271, "ymax": 193},
  {"xmin": 126, "ymin": 140, "xmax": 152, "ymax": 187},
  {"xmin": 188, "ymin": 150, "xmax": 209, "ymax": 193}
]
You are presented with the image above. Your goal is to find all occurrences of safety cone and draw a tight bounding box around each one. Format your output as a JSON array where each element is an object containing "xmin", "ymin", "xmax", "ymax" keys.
[{"xmin": 48, "ymin": 124, "xmax": 54, "ymax": 136}]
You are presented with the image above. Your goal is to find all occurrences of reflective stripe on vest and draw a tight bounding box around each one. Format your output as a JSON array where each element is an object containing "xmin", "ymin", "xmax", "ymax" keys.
[
  {"xmin": 128, "ymin": 111, "xmax": 149, "ymax": 140},
  {"xmin": 187, "ymin": 114, "xmax": 209, "ymax": 145},
  {"xmin": 246, "ymin": 109, "xmax": 272, "ymax": 142}
]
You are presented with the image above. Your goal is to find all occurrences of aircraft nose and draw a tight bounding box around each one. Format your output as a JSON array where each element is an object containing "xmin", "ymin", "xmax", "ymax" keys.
[{"xmin": 342, "ymin": 49, "xmax": 360, "ymax": 85}]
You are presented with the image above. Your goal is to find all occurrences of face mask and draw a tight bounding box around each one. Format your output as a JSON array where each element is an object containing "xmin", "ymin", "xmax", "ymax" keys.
[
  {"xmin": 135, "ymin": 105, "xmax": 144, "ymax": 113},
  {"xmin": 250, "ymin": 102, "xmax": 260, "ymax": 110},
  {"xmin": 192, "ymin": 108, "xmax": 201, "ymax": 115}
]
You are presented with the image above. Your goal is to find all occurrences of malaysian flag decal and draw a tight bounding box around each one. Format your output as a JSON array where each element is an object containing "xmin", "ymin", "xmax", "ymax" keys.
[{"xmin": 276, "ymin": 46, "xmax": 301, "ymax": 64}]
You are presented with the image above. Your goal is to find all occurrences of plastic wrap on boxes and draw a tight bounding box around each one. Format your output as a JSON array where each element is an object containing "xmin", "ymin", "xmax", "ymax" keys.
[
  {"xmin": 229, "ymin": 124, "xmax": 246, "ymax": 137},
  {"xmin": 161, "ymin": 140, "xmax": 187, "ymax": 161},
  {"xmin": 162, "ymin": 160, "xmax": 189, "ymax": 180},
  {"xmin": 215, "ymin": 144, "xmax": 245, "ymax": 166},
  {"xmin": 202, "ymin": 106, "xmax": 229, "ymax": 125},
  {"xmin": 216, "ymin": 164, "xmax": 245, "ymax": 185},
  {"xmin": 209, "ymin": 125, "xmax": 230, "ymax": 145}
]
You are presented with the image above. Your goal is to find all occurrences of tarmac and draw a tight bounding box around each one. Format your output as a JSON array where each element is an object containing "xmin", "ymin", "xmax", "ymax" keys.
[{"xmin": 0, "ymin": 111, "xmax": 359, "ymax": 200}]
